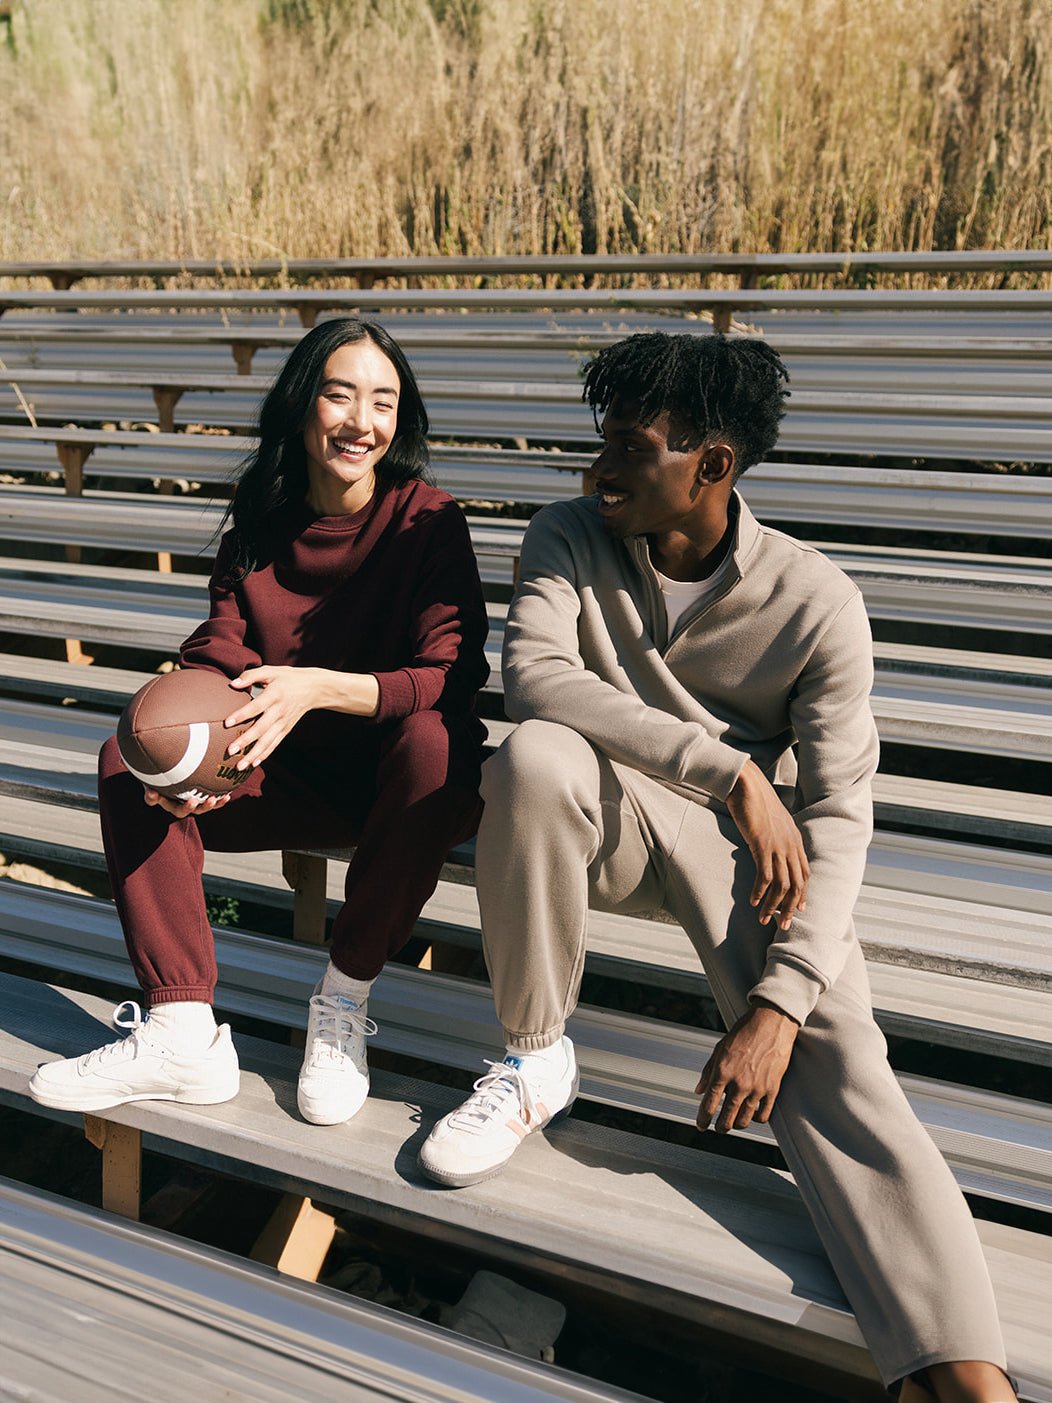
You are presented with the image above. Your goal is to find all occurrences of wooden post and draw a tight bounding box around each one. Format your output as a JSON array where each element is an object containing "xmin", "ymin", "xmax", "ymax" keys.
[
  {"xmin": 250, "ymin": 1192, "xmax": 337, "ymax": 1281},
  {"xmin": 56, "ymin": 440, "xmax": 93, "ymax": 496},
  {"xmin": 712, "ymin": 305, "xmax": 733, "ymax": 333},
  {"xmin": 282, "ymin": 851, "xmax": 328, "ymax": 945},
  {"xmin": 84, "ymin": 1115, "xmax": 142, "ymax": 1219},
  {"xmin": 270, "ymin": 852, "xmax": 339, "ymax": 1275},
  {"xmin": 57, "ymin": 440, "xmax": 95, "ymax": 663},
  {"xmin": 231, "ymin": 342, "xmax": 258, "ymax": 375},
  {"xmin": 151, "ymin": 385, "xmax": 186, "ymax": 435},
  {"xmin": 295, "ymin": 304, "xmax": 319, "ymax": 329}
]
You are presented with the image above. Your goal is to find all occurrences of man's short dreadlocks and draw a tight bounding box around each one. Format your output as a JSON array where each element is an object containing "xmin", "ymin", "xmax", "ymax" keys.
[{"xmin": 582, "ymin": 332, "xmax": 790, "ymax": 478}]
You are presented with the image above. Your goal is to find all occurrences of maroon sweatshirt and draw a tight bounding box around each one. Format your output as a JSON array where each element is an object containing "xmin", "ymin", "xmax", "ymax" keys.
[{"xmin": 180, "ymin": 477, "xmax": 490, "ymax": 758}]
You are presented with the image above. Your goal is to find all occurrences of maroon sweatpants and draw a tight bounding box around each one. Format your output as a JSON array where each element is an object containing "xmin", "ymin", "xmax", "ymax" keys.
[{"xmin": 98, "ymin": 709, "xmax": 484, "ymax": 1005}]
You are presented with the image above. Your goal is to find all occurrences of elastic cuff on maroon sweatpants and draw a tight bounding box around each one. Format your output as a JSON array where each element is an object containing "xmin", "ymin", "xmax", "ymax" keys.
[{"xmin": 142, "ymin": 984, "xmax": 215, "ymax": 1009}]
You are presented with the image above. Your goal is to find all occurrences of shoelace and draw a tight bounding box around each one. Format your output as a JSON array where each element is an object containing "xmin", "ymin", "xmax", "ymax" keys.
[
  {"xmin": 80, "ymin": 1000, "xmax": 148, "ymax": 1068},
  {"xmin": 305, "ymin": 994, "xmax": 377, "ymax": 1066},
  {"xmin": 449, "ymin": 1059, "xmax": 538, "ymax": 1133}
]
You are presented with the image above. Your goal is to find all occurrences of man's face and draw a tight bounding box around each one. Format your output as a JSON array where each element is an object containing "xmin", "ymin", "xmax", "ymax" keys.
[{"xmin": 591, "ymin": 406, "xmax": 707, "ymax": 539}]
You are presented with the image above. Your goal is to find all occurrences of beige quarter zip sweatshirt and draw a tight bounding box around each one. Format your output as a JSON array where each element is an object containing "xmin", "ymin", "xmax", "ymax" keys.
[{"xmin": 502, "ymin": 491, "xmax": 880, "ymax": 1026}]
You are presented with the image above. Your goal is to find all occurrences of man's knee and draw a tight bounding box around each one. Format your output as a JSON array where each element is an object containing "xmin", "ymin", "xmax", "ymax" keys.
[{"xmin": 481, "ymin": 720, "xmax": 595, "ymax": 808}]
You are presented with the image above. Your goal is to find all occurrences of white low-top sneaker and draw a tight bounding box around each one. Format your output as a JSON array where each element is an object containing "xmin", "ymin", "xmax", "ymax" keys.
[
  {"xmin": 297, "ymin": 992, "xmax": 377, "ymax": 1126},
  {"xmin": 28, "ymin": 1000, "xmax": 240, "ymax": 1112},
  {"xmin": 418, "ymin": 1037, "xmax": 579, "ymax": 1188}
]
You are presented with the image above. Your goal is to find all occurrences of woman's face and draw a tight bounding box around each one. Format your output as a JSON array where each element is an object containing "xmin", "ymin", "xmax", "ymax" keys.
[{"xmin": 302, "ymin": 338, "xmax": 401, "ymax": 513}]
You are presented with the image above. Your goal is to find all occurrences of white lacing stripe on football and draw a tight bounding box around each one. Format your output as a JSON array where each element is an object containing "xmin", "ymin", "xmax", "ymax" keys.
[
  {"xmin": 448, "ymin": 1060, "xmax": 538, "ymax": 1133},
  {"xmin": 121, "ymin": 721, "xmax": 211, "ymax": 788}
]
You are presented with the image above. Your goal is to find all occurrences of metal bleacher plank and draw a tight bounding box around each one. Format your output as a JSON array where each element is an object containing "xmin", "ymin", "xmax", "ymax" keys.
[
  {"xmin": 2, "ymin": 484, "xmax": 1050, "ymax": 633},
  {"xmin": 0, "ymin": 1178, "xmax": 645, "ymax": 1403},
  {"xmin": 4, "ymin": 381, "xmax": 1050, "ymax": 461},
  {"xmin": 2, "ymin": 249, "xmax": 1049, "ymax": 281},
  {"xmin": 0, "ymin": 659, "xmax": 1047, "ymax": 844},
  {"xmin": 3, "ymin": 286, "xmax": 1052, "ymax": 315},
  {"xmin": 3, "ymin": 426, "xmax": 1052, "ymax": 542},
  {"xmin": 4, "ymin": 858, "xmax": 1052, "ymax": 1212},
  {"xmin": 1, "ymin": 791, "xmax": 1047, "ymax": 1068}
]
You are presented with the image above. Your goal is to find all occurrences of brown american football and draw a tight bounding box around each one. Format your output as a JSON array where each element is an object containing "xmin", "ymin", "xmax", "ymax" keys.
[{"xmin": 117, "ymin": 669, "xmax": 255, "ymax": 801}]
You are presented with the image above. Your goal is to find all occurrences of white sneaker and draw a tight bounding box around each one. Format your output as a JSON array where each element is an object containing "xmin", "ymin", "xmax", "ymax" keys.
[
  {"xmin": 297, "ymin": 992, "xmax": 377, "ymax": 1126},
  {"xmin": 28, "ymin": 1000, "xmax": 240, "ymax": 1112},
  {"xmin": 418, "ymin": 1037, "xmax": 579, "ymax": 1188}
]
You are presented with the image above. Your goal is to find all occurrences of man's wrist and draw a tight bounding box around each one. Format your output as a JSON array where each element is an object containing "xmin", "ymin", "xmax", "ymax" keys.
[{"xmin": 749, "ymin": 998, "xmax": 802, "ymax": 1030}]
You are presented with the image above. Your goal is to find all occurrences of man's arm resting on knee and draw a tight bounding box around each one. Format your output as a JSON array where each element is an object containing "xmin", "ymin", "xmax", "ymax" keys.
[
  {"xmin": 747, "ymin": 591, "xmax": 880, "ymax": 1027},
  {"xmin": 504, "ymin": 510, "xmax": 748, "ymax": 801}
]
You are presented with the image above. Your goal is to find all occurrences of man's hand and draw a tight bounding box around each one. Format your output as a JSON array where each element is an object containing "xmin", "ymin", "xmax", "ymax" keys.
[
  {"xmin": 695, "ymin": 1003, "xmax": 799, "ymax": 1134},
  {"xmin": 143, "ymin": 789, "xmax": 231, "ymax": 819},
  {"xmin": 727, "ymin": 759, "xmax": 809, "ymax": 930}
]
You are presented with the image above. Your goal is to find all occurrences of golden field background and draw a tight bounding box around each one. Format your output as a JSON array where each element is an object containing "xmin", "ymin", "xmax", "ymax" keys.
[{"xmin": 1, "ymin": 0, "xmax": 1050, "ymax": 275}]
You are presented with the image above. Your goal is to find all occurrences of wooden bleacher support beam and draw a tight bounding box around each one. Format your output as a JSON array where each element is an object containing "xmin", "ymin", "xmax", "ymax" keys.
[
  {"xmin": 282, "ymin": 851, "xmax": 328, "ymax": 946},
  {"xmin": 250, "ymin": 1192, "xmax": 338, "ymax": 1282},
  {"xmin": 268, "ymin": 850, "xmax": 339, "ymax": 1279},
  {"xmin": 231, "ymin": 342, "xmax": 259, "ymax": 375},
  {"xmin": 83, "ymin": 1114, "xmax": 142, "ymax": 1220},
  {"xmin": 55, "ymin": 439, "xmax": 95, "ymax": 663},
  {"xmin": 150, "ymin": 385, "xmax": 186, "ymax": 435}
]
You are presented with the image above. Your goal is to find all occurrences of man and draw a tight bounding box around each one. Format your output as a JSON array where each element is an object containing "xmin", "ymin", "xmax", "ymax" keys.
[{"xmin": 419, "ymin": 333, "xmax": 1014, "ymax": 1402}]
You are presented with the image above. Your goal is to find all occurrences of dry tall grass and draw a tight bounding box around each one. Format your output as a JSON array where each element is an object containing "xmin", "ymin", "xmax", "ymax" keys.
[{"xmin": 1, "ymin": 0, "xmax": 1050, "ymax": 270}]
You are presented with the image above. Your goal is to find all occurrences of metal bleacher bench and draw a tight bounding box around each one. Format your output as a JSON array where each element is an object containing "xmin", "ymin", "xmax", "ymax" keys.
[
  {"xmin": 3, "ymin": 248, "xmax": 1049, "ymax": 287},
  {"xmin": 3, "ymin": 973, "xmax": 1051, "ymax": 1402},
  {"xmin": 5, "ymin": 425, "xmax": 1052, "ymax": 528},
  {"xmin": 0, "ymin": 1176, "xmax": 647, "ymax": 1403},
  {"xmin": 3, "ymin": 367, "xmax": 1052, "ymax": 463},
  {"xmin": 3, "ymin": 286, "xmax": 1052, "ymax": 331}
]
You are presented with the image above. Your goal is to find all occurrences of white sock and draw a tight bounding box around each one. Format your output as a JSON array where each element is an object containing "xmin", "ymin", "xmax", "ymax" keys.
[
  {"xmin": 319, "ymin": 961, "xmax": 374, "ymax": 1007},
  {"xmin": 508, "ymin": 1037, "xmax": 566, "ymax": 1070},
  {"xmin": 146, "ymin": 1001, "xmax": 218, "ymax": 1054}
]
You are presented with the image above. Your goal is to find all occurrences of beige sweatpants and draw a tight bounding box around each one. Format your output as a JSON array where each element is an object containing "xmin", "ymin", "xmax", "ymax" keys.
[{"xmin": 475, "ymin": 719, "xmax": 1007, "ymax": 1389}]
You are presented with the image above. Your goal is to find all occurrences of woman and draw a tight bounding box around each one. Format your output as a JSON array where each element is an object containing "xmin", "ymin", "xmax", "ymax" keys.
[{"xmin": 30, "ymin": 318, "xmax": 489, "ymax": 1127}]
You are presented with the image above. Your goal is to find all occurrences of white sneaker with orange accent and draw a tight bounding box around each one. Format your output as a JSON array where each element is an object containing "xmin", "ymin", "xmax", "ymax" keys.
[{"xmin": 418, "ymin": 1037, "xmax": 578, "ymax": 1187}]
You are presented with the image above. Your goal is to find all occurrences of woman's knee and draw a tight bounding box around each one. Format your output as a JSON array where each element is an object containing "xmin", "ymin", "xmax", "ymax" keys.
[
  {"xmin": 98, "ymin": 733, "xmax": 124, "ymax": 780},
  {"xmin": 379, "ymin": 710, "xmax": 482, "ymax": 818}
]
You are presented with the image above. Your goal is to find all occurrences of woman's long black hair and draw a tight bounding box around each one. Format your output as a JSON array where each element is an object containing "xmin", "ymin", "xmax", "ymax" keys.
[{"xmin": 222, "ymin": 317, "xmax": 432, "ymax": 579}]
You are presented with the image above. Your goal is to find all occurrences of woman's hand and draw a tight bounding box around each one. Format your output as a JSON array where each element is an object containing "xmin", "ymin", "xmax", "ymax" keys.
[
  {"xmin": 224, "ymin": 665, "xmax": 322, "ymax": 770},
  {"xmin": 143, "ymin": 789, "xmax": 231, "ymax": 819}
]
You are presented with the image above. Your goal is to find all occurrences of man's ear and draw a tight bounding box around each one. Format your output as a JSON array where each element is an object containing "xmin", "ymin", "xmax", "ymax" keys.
[{"xmin": 697, "ymin": 442, "xmax": 735, "ymax": 485}]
